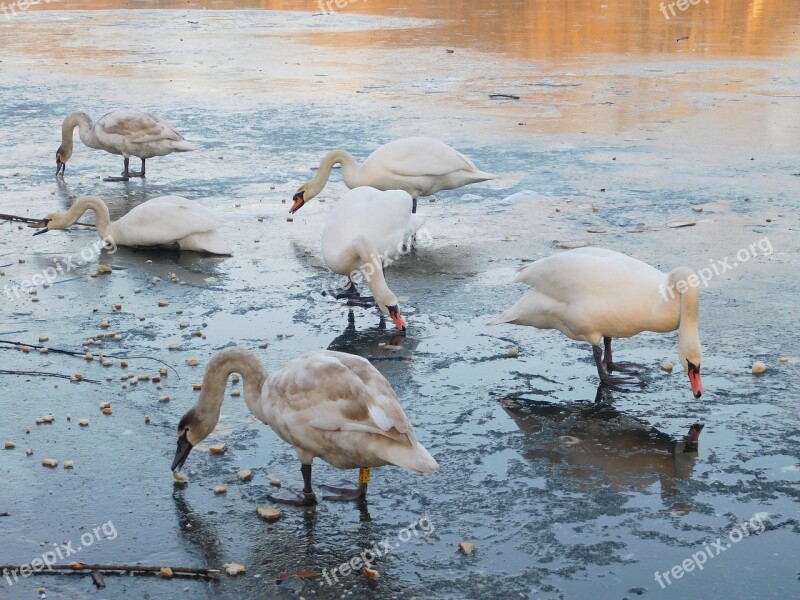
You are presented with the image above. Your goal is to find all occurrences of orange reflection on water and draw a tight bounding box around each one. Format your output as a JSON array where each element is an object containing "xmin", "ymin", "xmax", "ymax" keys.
[{"xmin": 24, "ymin": 0, "xmax": 800, "ymax": 61}]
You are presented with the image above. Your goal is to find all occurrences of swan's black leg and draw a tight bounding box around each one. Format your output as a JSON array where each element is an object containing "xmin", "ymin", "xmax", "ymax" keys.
[
  {"xmin": 332, "ymin": 277, "xmax": 375, "ymax": 307},
  {"xmin": 128, "ymin": 158, "xmax": 146, "ymax": 178},
  {"xmin": 602, "ymin": 337, "xmax": 642, "ymax": 373},
  {"xmin": 320, "ymin": 467, "xmax": 369, "ymax": 501},
  {"xmin": 266, "ymin": 463, "xmax": 318, "ymax": 507},
  {"xmin": 104, "ymin": 157, "xmax": 131, "ymax": 182},
  {"xmin": 594, "ymin": 345, "xmax": 641, "ymax": 386},
  {"xmin": 333, "ymin": 278, "xmax": 361, "ymax": 299}
]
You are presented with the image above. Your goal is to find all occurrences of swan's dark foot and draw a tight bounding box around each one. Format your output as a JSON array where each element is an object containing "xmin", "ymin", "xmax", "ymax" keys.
[
  {"xmin": 606, "ymin": 361, "xmax": 643, "ymax": 373},
  {"xmin": 320, "ymin": 481, "xmax": 367, "ymax": 501},
  {"xmin": 345, "ymin": 296, "xmax": 376, "ymax": 308},
  {"xmin": 320, "ymin": 468, "xmax": 370, "ymax": 501},
  {"xmin": 594, "ymin": 345, "xmax": 644, "ymax": 388},
  {"xmin": 599, "ymin": 372, "xmax": 644, "ymax": 388},
  {"xmin": 128, "ymin": 159, "xmax": 146, "ymax": 178},
  {"xmin": 266, "ymin": 489, "xmax": 318, "ymax": 507},
  {"xmin": 103, "ymin": 175, "xmax": 130, "ymax": 182},
  {"xmin": 602, "ymin": 337, "xmax": 644, "ymax": 373}
]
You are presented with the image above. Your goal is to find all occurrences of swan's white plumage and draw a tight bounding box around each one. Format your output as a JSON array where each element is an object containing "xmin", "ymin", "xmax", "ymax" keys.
[
  {"xmin": 298, "ymin": 137, "xmax": 495, "ymax": 202},
  {"xmin": 492, "ymin": 248, "xmax": 684, "ymax": 344},
  {"xmin": 491, "ymin": 247, "xmax": 703, "ymax": 393},
  {"xmin": 321, "ymin": 187, "xmax": 421, "ymax": 314},
  {"xmin": 38, "ymin": 195, "xmax": 231, "ymax": 255},
  {"xmin": 188, "ymin": 348, "xmax": 438, "ymax": 474}
]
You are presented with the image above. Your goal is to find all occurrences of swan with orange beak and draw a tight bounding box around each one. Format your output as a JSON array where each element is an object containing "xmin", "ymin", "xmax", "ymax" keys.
[
  {"xmin": 310, "ymin": 187, "xmax": 422, "ymax": 330},
  {"xmin": 491, "ymin": 248, "xmax": 705, "ymax": 398}
]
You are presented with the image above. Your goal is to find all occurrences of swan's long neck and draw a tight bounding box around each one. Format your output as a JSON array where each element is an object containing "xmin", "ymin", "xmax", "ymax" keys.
[
  {"xmin": 307, "ymin": 150, "xmax": 359, "ymax": 200},
  {"xmin": 195, "ymin": 348, "xmax": 269, "ymax": 426},
  {"xmin": 59, "ymin": 197, "xmax": 113, "ymax": 239},
  {"xmin": 62, "ymin": 112, "xmax": 98, "ymax": 152},
  {"xmin": 668, "ymin": 267, "xmax": 702, "ymax": 363},
  {"xmin": 350, "ymin": 234, "xmax": 397, "ymax": 310}
]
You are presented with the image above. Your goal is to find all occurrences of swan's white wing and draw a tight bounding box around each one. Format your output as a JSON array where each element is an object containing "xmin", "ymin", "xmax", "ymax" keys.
[
  {"xmin": 514, "ymin": 248, "xmax": 664, "ymax": 301},
  {"xmin": 96, "ymin": 110, "xmax": 184, "ymax": 144},
  {"xmin": 364, "ymin": 137, "xmax": 479, "ymax": 177},
  {"xmin": 323, "ymin": 188, "xmax": 415, "ymax": 269},
  {"xmin": 111, "ymin": 196, "xmax": 224, "ymax": 247}
]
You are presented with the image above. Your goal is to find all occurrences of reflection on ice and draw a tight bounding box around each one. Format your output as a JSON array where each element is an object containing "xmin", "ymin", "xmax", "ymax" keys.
[{"xmin": 502, "ymin": 391, "xmax": 703, "ymax": 509}]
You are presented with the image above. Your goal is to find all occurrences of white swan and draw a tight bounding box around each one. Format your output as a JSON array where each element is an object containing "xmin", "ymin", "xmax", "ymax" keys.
[
  {"xmin": 490, "ymin": 248, "xmax": 704, "ymax": 397},
  {"xmin": 31, "ymin": 195, "xmax": 232, "ymax": 255},
  {"xmin": 320, "ymin": 186, "xmax": 423, "ymax": 330},
  {"xmin": 290, "ymin": 137, "xmax": 496, "ymax": 213},
  {"xmin": 171, "ymin": 347, "xmax": 438, "ymax": 506},
  {"xmin": 56, "ymin": 110, "xmax": 197, "ymax": 181}
]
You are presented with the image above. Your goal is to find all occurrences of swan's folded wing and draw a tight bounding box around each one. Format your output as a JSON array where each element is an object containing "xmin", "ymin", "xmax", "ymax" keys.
[
  {"xmin": 371, "ymin": 138, "xmax": 479, "ymax": 178},
  {"xmin": 98, "ymin": 111, "xmax": 184, "ymax": 143},
  {"xmin": 115, "ymin": 198, "xmax": 224, "ymax": 246},
  {"xmin": 514, "ymin": 249, "xmax": 663, "ymax": 302},
  {"xmin": 280, "ymin": 351, "xmax": 415, "ymax": 445}
]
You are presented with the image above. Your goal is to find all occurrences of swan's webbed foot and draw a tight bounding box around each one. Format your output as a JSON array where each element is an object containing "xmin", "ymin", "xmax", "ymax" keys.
[
  {"xmin": 128, "ymin": 159, "xmax": 146, "ymax": 178},
  {"xmin": 330, "ymin": 279, "xmax": 360, "ymax": 299},
  {"xmin": 266, "ymin": 489, "xmax": 318, "ymax": 507},
  {"xmin": 345, "ymin": 296, "xmax": 376, "ymax": 308},
  {"xmin": 320, "ymin": 468, "xmax": 370, "ymax": 501},
  {"xmin": 601, "ymin": 337, "xmax": 643, "ymax": 374},
  {"xmin": 320, "ymin": 480, "xmax": 367, "ymax": 502},
  {"xmin": 103, "ymin": 175, "xmax": 130, "ymax": 182},
  {"xmin": 594, "ymin": 345, "xmax": 644, "ymax": 388},
  {"xmin": 606, "ymin": 361, "xmax": 643, "ymax": 373},
  {"xmin": 267, "ymin": 463, "xmax": 319, "ymax": 507},
  {"xmin": 599, "ymin": 372, "xmax": 644, "ymax": 388}
]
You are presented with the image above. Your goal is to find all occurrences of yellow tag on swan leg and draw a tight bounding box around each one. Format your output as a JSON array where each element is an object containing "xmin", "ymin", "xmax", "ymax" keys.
[{"xmin": 358, "ymin": 467, "xmax": 371, "ymax": 484}]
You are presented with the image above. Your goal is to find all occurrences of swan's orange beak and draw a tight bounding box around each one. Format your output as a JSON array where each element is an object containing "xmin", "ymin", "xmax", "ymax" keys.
[
  {"xmin": 290, "ymin": 191, "xmax": 305, "ymax": 214},
  {"xmin": 388, "ymin": 305, "xmax": 406, "ymax": 331},
  {"xmin": 688, "ymin": 365, "xmax": 703, "ymax": 398}
]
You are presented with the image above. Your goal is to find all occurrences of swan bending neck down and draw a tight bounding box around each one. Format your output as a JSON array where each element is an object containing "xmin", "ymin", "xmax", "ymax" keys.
[
  {"xmin": 290, "ymin": 137, "xmax": 496, "ymax": 214},
  {"xmin": 490, "ymin": 248, "xmax": 704, "ymax": 398},
  {"xmin": 31, "ymin": 195, "xmax": 232, "ymax": 255},
  {"xmin": 321, "ymin": 187, "xmax": 423, "ymax": 330},
  {"xmin": 56, "ymin": 110, "xmax": 196, "ymax": 181},
  {"xmin": 172, "ymin": 348, "xmax": 438, "ymax": 506}
]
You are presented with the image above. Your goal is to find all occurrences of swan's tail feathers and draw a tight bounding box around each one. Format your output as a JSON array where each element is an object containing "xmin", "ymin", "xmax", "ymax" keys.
[
  {"xmin": 171, "ymin": 140, "xmax": 198, "ymax": 152},
  {"xmin": 177, "ymin": 231, "xmax": 233, "ymax": 255},
  {"xmin": 385, "ymin": 440, "xmax": 439, "ymax": 473},
  {"xmin": 488, "ymin": 296, "xmax": 527, "ymax": 326},
  {"xmin": 488, "ymin": 310, "xmax": 515, "ymax": 326},
  {"xmin": 473, "ymin": 170, "xmax": 498, "ymax": 182}
]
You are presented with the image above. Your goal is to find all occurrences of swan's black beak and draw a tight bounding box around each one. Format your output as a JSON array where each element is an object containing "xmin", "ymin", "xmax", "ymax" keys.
[
  {"xmin": 56, "ymin": 161, "xmax": 65, "ymax": 177},
  {"xmin": 171, "ymin": 431, "xmax": 193, "ymax": 472},
  {"xmin": 30, "ymin": 220, "xmax": 49, "ymax": 236},
  {"xmin": 290, "ymin": 191, "xmax": 305, "ymax": 214}
]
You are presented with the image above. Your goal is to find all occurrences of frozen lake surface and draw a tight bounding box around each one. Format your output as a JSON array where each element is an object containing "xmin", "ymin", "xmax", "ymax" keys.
[{"xmin": 1, "ymin": 1, "xmax": 799, "ymax": 598}]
